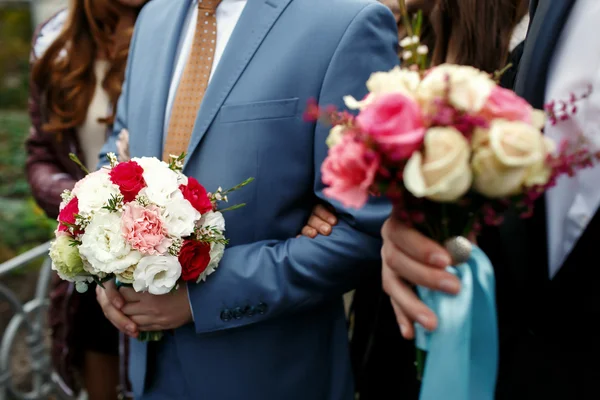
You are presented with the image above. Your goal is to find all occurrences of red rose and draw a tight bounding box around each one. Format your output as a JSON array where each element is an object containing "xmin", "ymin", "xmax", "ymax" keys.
[
  {"xmin": 179, "ymin": 240, "xmax": 211, "ymax": 282},
  {"xmin": 180, "ymin": 177, "xmax": 213, "ymax": 214},
  {"xmin": 58, "ymin": 197, "xmax": 79, "ymax": 232},
  {"xmin": 109, "ymin": 161, "xmax": 146, "ymax": 203}
]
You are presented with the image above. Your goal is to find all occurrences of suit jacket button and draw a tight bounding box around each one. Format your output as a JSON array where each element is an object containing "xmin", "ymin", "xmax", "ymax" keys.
[
  {"xmin": 256, "ymin": 302, "xmax": 268, "ymax": 315},
  {"xmin": 233, "ymin": 307, "xmax": 244, "ymax": 319},
  {"xmin": 220, "ymin": 309, "xmax": 232, "ymax": 322}
]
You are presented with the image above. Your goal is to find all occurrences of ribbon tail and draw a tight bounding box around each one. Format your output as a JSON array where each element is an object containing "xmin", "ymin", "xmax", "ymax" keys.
[{"xmin": 415, "ymin": 246, "xmax": 498, "ymax": 400}]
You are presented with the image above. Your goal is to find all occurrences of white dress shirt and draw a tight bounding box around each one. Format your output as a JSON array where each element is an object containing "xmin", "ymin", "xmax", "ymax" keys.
[
  {"xmin": 163, "ymin": 0, "xmax": 247, "ymax": 135},
  {"xmin": 544, "ymin": 0, "xmax": 600, "ymax": 278}
]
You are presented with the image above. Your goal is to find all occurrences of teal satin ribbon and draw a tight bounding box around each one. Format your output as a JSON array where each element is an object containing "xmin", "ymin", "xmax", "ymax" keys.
[{"xmin": 415, "ymin": 246, "xmax": 498, "ymax": 400}]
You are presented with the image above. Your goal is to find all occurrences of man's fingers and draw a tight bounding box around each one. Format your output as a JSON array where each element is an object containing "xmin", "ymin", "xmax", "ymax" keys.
[
  {"xmin": 382, "ymin": 217, "xmax": 452, "ymax": 269},
  {"xmin": 313, "ymin": 204, "xmax": 337, "ymax": 225},
  {"xmin": 97, "ymin": 286, "xmax": 138, "ymax": 336},
  {"xmin": 131, "ymin": 315, "xmax": 161, "ymax": 329},
  {"xmin": 139, "ymin": 324, "xmax": 164, "ymax": 332},
  {"xmin": 122, "ymin": 300, "xmax": 153, "ymax": 317},
  {"xmin": 390, "ymin": 298, "xmax": 415, "ymax": 339},
  {"xmin": 103, "ymin": 280, "xmax": 125, "ymax": 309},
  {"xmin": 301, "ymin": 225, "xmax": 318, "ymax": 238},
  {"xmin": 381, "ymin": 243, "xmax": 460, "ymax": 294},
  {"xmin": 382, "ymin": 265, "xmax": 438, "ymax": 332},
  {"xmin": 307, "ymin": 214, "xmax": 332, "ymax": 235},
  {"xmin": 120, "ymin": 287, "xmax": 144, "ymax": 303}
]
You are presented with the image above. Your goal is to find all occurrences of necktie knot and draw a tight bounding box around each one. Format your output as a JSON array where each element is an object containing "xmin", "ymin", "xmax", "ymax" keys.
[{"xmin": 198, "ymin": 0, "xmax": 221, "ymax": 11}]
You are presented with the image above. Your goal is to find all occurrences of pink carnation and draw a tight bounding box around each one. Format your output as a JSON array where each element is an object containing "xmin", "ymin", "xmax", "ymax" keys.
[
  {"xmin": 356, "ymin": 92, "xmax": 425, "ymax": 160},
  {"xmin": 121, "ymin": 203, "xmax": 171, "ymax": 255},
  {"xmin": 480, "ymin": 86, "xmax": 533, "ymax": 123},
  {"xmin": 321, "ymin": 136, "xmax": 380, "ymax": 209}
]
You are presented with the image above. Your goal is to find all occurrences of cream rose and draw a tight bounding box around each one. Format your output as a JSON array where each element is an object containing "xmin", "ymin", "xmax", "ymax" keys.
[
  {"xmin": 343, "ymin": 67, "xmax": 421, "ymax": 110},
  {"xmin": 326, "ymin": 125, "xmax": 346, "ymax": 148},
  {"xmin": 471, "ymin": 119, "xmax": 552, "ymax": 197},
  {"xmin": 403, "ymin": 127, "xmax": 472, "ymax": 202},
  {"xmin": 417, "ymin": 64, "xmax": 495, "ymax": 113}
]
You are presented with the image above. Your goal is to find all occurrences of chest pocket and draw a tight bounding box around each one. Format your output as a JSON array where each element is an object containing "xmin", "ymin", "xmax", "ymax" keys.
[{"xmin": 218, "ymin": 98, "xmax": 299, "ymax": 123}]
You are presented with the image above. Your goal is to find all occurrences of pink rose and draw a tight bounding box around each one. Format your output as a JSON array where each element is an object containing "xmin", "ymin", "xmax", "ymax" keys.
[
  {"xmin": 480, "ymin": 86, "xmax": 533, "ymax": 123},
  {"xmin": 121, "ymin": 203, "xmax": 171, "ymax": 255},
  {"xmin": 356, "ymin": 92, "xmax": 425, "ymax": 160},
  {"xmin": 321, "ymin": 136, "xmax": 380, "ymax": 209}
]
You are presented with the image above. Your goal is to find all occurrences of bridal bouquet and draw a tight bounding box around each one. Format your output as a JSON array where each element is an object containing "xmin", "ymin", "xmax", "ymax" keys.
[
  {"xmin": 49, "ymin": 152, "xmax": 252, "ymax": 340},
  {"xmin": 306, "ymin": 63, "xmax": 597, "ymax": 242}
]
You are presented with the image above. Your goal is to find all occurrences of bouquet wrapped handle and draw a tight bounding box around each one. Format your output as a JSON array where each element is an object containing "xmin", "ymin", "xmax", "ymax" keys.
[{"xmin": 415, "ymin": 245, "xmax": 498, "ymax": 400}]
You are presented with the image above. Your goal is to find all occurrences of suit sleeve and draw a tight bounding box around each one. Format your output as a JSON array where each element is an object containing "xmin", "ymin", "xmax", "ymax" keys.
[{"xmin": 187, "ymin": 3, "xmax": 400, "ymax": 334}]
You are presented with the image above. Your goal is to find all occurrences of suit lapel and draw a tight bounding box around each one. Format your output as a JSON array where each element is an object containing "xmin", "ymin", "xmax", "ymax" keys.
[
  {"xmin": 183, "ymin": 0, "xmax": 293, "ymax": 169},
  {"xmin": 499, "ymin": 0, "xmax": 577, "ymax": 286},
  {"xmin": 143, "ymin": 0, "xmax": 191, "ymax": 159},
  {"xmin": 515, "ymin": 0, "xmax": 576, "ymax": 108}
]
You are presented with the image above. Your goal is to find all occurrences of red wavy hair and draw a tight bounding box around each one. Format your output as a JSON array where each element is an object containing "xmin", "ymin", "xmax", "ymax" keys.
[{"xmin": 32, "ymin": 0, "xmax": 142, "ymax": 133}]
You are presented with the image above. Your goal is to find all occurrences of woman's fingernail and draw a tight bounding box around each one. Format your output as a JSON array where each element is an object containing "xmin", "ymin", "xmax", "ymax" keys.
[
  {"xmin": 126, "ymin": 325, "xmax": 136, "ymax": 333},
  {"xmin": 328, "ymin": 217, "xmax": 337, "ymax": 225},
  {"xmin": 439, "ymin": 279, "xmax": 460, "ymax": 293},
  {"xmin": 321, "ymin": 225, "xmax": 331, "ymax": 234},
  {"xmin": 399, "ymin": 324, "xmax": 408, "ymax": 337},
  {"xmin": 113, "ymin": 299, "xmax": 123, "ymax": 309},
  {"xmin": 417, "ymin": 314, "xmax": 430, "ymax": 327},
  {"xmin": 429, "ymin": 253, "xmax": 451, "ymax": 268}
]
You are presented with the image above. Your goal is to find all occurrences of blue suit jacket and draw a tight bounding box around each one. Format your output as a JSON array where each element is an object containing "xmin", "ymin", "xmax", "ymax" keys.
[{"xmin": 100, "ymin": 0, "xmax": 399, "ymax": 398}]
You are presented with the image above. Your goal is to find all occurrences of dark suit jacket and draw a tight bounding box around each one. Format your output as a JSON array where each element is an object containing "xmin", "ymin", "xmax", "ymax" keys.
[{"xmin": 491, "ymin": 1, "xmax": 600, "ymax": 398}]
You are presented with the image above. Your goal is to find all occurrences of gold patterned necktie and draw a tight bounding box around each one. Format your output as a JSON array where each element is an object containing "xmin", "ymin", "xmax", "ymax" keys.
[{"xmin": 163, "ymin": 0, "xmax": 222, "ymax": 161}]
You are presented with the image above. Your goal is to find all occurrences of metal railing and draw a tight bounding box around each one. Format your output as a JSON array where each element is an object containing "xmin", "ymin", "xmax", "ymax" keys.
[{"xmin": 0, "ymin": 241, "xmax": 71, "ymax": 400}]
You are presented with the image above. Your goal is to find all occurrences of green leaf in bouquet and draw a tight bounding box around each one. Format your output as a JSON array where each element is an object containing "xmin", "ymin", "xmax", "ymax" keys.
[
  {"xmin": 221, "ymin": 177, "xmax": 255, "ymax": 196},
  {"xmin": 218, "ymin": 203, "xmax": 247, "ymax": 213},
  {"xmin": 168, "ymin": 152, "xmax": 186, "ymax": 171},
  {"xmin": 69, "ymin": 153, "xmax": 90, "ymax": 175},
  {"xmin": 103, "ymin": 194, "xmax": 124, "ymax": 212}
]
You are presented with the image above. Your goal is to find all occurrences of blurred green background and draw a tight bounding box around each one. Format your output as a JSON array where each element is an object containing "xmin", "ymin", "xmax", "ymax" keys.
[{"xmin": 0, "ymin": 5, "xmax": 57, "ymax": 265}]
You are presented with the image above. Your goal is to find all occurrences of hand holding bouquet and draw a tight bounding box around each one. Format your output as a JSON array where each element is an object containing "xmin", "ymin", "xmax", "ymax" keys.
[{"xmin": 49, "ymin": 152, "xmax": 253, "ymax": 341}]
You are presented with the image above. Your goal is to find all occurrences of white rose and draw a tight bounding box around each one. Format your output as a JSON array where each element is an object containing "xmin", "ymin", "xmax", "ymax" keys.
[
  {"xmin": 366, "ymin": 66, "xmax": 421, "ymax": 97},
  {"xmin": 161, "ymin": 198, "xmax": 201, "ymax": 238},
  {"xmin": 200, "ymin": 211, "xmax": 225, "ymax": 232},
  {"xmin": 79, "ymin": 210, "xmax": 142, "ymax": 274},
  {"xmin": 418, "ymin": 64, "xmax": 495, "ymax": 113},
  {"xmin": 133, "ymin": 157, "xmax": 181, "ymax": 207},
  {"xmin": 343, "ymin": 67, "xmax": 421, "ymax": 110},
  {"xmin": 74, "ymin": 169, "xmax": 120, "ymax": 215},
  {"xmin": 471, "ymin": 120, "xmax": 550, "ymax": 197},
  {"xmin": 195, "ymin": 211, "xmax": 226, "ymax": 282},
  {"xmin": 133, "ymin": 255, "xmax": 181, "ymax": 295},
  {"xmin": 403, "ymin": 127, "xmax": 472, "ymax": 202}
]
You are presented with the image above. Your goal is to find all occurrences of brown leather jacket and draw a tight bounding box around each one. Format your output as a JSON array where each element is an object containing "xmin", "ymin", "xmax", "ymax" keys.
[
  {"xmin": 25, "ymin": 10, "xmax": 87, "ymax": 219},
  {"xmin": 25, "ymin": 11, "xmax": 96, "ymax": 396}
]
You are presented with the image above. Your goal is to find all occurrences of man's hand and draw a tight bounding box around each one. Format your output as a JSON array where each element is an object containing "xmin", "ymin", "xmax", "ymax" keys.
[
  {"xmin": 381, "ymin": 215, "xmax": 460, "ymax": 339},
  {"xmin": 120, "ymin": 284, "xmax": 193, "ymax": 331},
  {"xmin": 96, "ymin": 281, "xmax": 139, "ymax": 338}
]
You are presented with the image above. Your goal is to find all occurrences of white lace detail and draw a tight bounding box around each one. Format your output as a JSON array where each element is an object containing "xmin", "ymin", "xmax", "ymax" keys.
[{"xmin": 33, "ymin": 9, "xmax": 68, "ymax": 60}]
